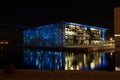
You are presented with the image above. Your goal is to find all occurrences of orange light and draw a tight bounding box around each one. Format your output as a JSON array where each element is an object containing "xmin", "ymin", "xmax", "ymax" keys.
[
  {"xmin": 0, "ymin": 41, "xmax": 4, "ymax": 44},
  {"xmin": 4, "ymin": 41, "xmax": 8, "ymax": 44},
  {"xmin": 0, "ymin": 41, "xmax": 9, "ymax": 45}
]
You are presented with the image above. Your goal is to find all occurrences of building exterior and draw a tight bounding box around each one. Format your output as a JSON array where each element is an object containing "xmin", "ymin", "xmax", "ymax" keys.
[
  {"xmin": 114, "ymin": 7, "xmax": 120, "ymax": 47},
  {"xmin": 23, "ymin": 22, "xmax": 107, "ymax": 46}
]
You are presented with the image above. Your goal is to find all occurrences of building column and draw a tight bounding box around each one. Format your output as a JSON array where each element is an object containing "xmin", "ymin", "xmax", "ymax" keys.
[{"xmin": 101, "ymin": 30, "xmax": 105, "ymax": 43}]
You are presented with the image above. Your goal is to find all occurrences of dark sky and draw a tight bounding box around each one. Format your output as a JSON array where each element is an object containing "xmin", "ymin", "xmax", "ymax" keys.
[
  {"xmin": 0, "ymin": 1, "xmax": 119, "ymax": 43},
  {"xmin": 0, "ymin": 1, "xmax": 116, "ymax": 27},
  {"xmin": 0, "ymin": 2, "xmax": 114, "ymax": 27}
]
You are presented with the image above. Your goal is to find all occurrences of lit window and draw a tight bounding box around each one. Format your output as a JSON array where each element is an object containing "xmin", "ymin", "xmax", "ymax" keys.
[
  {"xmin": 90, "ymin": 28, "xmax": 97, "ymax": 30},
  {"xmin": 115, "ymin": 34, "xmax": 120, "ymax": 37}
]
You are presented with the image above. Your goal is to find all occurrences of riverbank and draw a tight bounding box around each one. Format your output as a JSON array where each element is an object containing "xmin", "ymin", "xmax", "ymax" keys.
[{"xmin": 0, "ymin": 69, "xmax": 120, "ymax": 80}]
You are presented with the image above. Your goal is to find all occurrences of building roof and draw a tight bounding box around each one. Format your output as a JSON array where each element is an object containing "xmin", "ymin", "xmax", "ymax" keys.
[
  {"xmin": 64, "ymin": 22, "xmax": 108, "ymax": 31},
  {"xmin": 32, "ymin": 21, "xmax": 108, "ymax": 31}
]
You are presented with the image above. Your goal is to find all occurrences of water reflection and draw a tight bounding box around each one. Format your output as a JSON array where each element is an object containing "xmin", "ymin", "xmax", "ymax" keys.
[
  {"xmin": 23, "ymin": 49, "xmax": 63, "ymax": 70},
  {"xmin": 64, "ymin": 52, "xmax": 108, "ymax": 70},
  {"xmin": 23, "ymin": 49, "xmax": 114, "ymax": 70}
]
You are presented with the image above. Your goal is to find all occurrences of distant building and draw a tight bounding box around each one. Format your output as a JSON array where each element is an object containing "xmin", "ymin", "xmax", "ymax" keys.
[
  {"xmin": 114, "ymin": 7, "xmax": 120, "ymax": 47},
  {"xmin": 23, "ymin": 22, "xmax": 107, "ymax": 46},
  {"xmin": 0, "ymin": 39, "xmax": 9, "ymax": 45}
]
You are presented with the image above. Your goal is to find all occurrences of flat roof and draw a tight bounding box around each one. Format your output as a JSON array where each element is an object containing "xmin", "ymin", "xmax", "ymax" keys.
[
  {"xmin": 27, "ymin": 21, "xmax": 108, "ymax": 31},
  {"xmin": 64, "ymin": 22, "xmax": 108, "ymax": 30}
]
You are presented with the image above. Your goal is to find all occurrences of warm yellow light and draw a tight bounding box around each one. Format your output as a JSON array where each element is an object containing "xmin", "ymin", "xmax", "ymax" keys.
[
  {"xmin": 110, "ymin": 38, "xmax": 113, "ymax": 41},
  {"xmin": 0, "ymin": 42, "xmax": 4, "ymax": 44},
  {"xmin": 115, "ymin": 34, "xmax": 120, "ymax": 37},
  {"xmin": 115, "ymin": 67, "xmax": 120, "ymax": 71},
  {"xmin": 69, "ymin": 25, "xmax": 75, "ymax": 28},
  {"xmin": 65, "ymin": 31, "xmax": 76, "ymax": 35},
  {"xmin": 90, "ymin": 62, "xmax": 95, "ymax": 69},
  {"xmin": 76, "ymin": 65, "xmax": 79, "ymax": 70},
  {"xmin": 65, "ymin": 64, "xmax": 68, "ymax": 70},
  {"xmin": 70, "ymin": 66, "xmax": 74, "ymax": 70},
  {"xmin": 5, "ymin": 41, "xmax": 8, "ymax": 44},
  {"xmin": 0, "ymin": 41, "xmax": 8, "ymax": 45},
  {"xmin": 90, "ymin": 28, "xmax": 97, "ymax": 30}
]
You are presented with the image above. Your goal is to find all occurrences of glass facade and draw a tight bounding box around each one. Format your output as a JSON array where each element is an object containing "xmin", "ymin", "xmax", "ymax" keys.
[
  {"xmin": 23, "ymin": 22, "xmax": 107, "ymax": 46},
  {"xmin": 64, "ymin": 22, "xmax": 107, "ymax": 46},
  {"xmin": 23, "ymin": 23, "xmax": 65, "ymax": 46}
]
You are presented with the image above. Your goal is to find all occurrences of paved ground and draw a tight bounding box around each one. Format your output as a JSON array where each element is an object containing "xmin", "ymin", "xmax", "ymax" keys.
[{"xmin": 0, "ymin": 69, "xmax": 120, "ymax": 80}]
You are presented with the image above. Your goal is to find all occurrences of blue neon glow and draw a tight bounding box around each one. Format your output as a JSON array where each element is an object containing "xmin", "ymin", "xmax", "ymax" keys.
[
  {"xmin": 23, "ymin": 49, "xmax": 63, "ymax": 69},
  {"xmin": 23, "ymin": 23, "xmax": 64, "ymax": 46},
  {"xmin": 102, "ymin": 53, "xmax": 108, "ymax": 66},
  {"xmin": 23, "ymin": 21, "xmax": 107, "ymax": 46},
  {"xmin": 23, "ymin": 48, "xmax": 112, "ymax": 70},
  {"xmin": 102, "ymin": 30, "xmax": 105, "ymax": 41}
]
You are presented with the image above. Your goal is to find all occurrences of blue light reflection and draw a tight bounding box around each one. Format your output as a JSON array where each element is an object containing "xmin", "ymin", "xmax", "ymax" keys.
[
  {"xmin": 23, "ymin": 49, "xmax": 112, "ymax": 70},
  {"xmin": 23, "ymin": 49, "xmax": 63, "ymax": 70}
]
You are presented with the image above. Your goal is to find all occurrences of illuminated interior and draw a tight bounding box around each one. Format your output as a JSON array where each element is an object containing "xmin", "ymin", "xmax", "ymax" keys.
[
  {"xmin": 64, "ymin": 22, "xmax": 107, "ymax": 45},
  {"xmin": 23, "ymin": 22, "xmax": 107, "ymax": 46}
]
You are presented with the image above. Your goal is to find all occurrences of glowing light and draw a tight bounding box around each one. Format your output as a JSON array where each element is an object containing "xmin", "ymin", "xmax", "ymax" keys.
[
  {"xmin": 23, "ymin": 49, "xmax": 63, "ymax": 70},
  {"xmin": 23, "ymin": 23, "xmax": 64, "ymax": 46},
  {"xmin": 115, "ymin": 34, "xmax": 120, "ymax": 37},
  {"xmin": 115, "ymin": 67, "xmax": 120, "ymax": 71},
  {"xmin": 90, "ymin": 62, "xmax": 95, "ymax": 69},
  {"xmin": 0, "ymin": 42, "xmax": 4, "ymax": 44},
  {"xmin": 102, "ymin": 30, "xmax": 105, "ymax": 41},
  {"xmin": 76, "ymin": 65, "xmax": 79, "ymax": 70},
  {"xmin": 110, "ymin": 38, "xmax": 113, "ymax": 41},
  {"xmin": 110, "ymin": 52, "xmax": 113, "ymax": 56},
  {"xmin": 65, "ymin": 22, "xmax": 108, "ymax": 30},
  {"xmin": 65, "ymin": 31, "xmax": 76, "ymax": 35},
  {"xmin": 23, "ymin": 21, "xmax": 107, "ymax": 46},
  {"xmin": 70, "ymin": 66, "xmax": 74, "ymax": 70},
  {"xmin": 0, "ymin": 41, "xmax": 8, "ymax": 45},
  {"xmin": 90, "ymin": 28, "xmax": 97, "ymax": 30},
  {"xmin": 102, "ymin": 53, "xmax": 108, "ymax": 66}
]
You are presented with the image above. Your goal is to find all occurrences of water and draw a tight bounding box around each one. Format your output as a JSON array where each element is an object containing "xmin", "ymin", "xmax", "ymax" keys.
[{"xmin": 0, "ymin": 45, "xmax": 115, "ymax": 71}]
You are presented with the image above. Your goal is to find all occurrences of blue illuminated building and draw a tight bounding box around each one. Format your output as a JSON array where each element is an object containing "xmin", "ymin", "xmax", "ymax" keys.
[
  {"xmin": 23, "ymin": 22, "xmax": 107, "ymax": 46},
  {"xmin": 23, "ymin": 22, "xmax": 112, "ymax": 70}
]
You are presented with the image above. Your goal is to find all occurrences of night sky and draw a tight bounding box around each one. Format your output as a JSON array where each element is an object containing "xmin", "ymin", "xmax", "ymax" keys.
[{"xmin": 0, "ymin": 1, "xmax": 120, "ymax": 43}]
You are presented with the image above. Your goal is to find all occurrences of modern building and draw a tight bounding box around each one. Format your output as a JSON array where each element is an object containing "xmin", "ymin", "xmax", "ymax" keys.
[
  {"xmin": 114, "ymin": 7, "xmax": 120, "ymax": 47},
  {"xmin": 23, "ymin": 22, "xmax": 107, "ymax": 46}
]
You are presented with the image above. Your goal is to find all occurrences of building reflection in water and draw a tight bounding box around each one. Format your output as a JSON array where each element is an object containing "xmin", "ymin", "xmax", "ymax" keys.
[
  {"xmin": 65, "ymin": 52, "xmax": 108, "ymax": 70},
  {"xmin": 23, "ymin": 49, "xmax": 113, "ymax": 70},
  {"xmin": 23, "ymin": 49, "xmax": 63, "ymax": 70}
]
